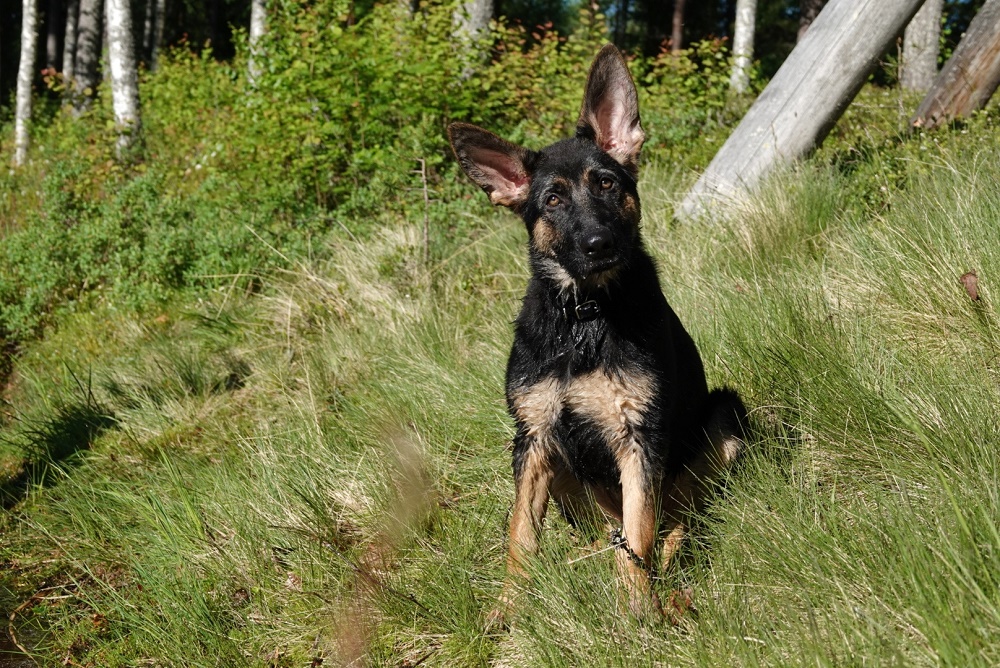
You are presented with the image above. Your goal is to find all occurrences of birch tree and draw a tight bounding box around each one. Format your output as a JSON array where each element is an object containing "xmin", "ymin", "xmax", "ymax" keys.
[
  {"xmin": 730, "ymin": 0, "xmax": 756, "ymax": 94},
  {"xmin": 46, "ymin": 0, "xmax": 61, "ymax": 70},
  {"xmin": 106, "ymin": 0, "xmax": 142, "ymax": 155},
  {"xmin": 248, "ymin": 0, "xmax": 267, "ymax": 85},
  {"xmin": 901, "ymin": 0, "xmax": 944, "ymax": 92},
  {"xmin": 454, "ymin": 0, "xmax": 492, "ymax": 43},
  {"xmin": 453, "ymin": 0, "xmax": 492, "ymax": 77},
  {"xmin": 152, "ymin": 0, "xmax": 166, "ymax": 70},
  {"xmin": 14, "ymin": 0, "xmax": 39, "ymax": 167}
]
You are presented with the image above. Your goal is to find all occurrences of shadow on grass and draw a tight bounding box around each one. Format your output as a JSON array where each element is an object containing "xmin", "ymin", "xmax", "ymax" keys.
[{"xmin": 1, "ymin": 384, "xmax": 117, "ymax": 510}]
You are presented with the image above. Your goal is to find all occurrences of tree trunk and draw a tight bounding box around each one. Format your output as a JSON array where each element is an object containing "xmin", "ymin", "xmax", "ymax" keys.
[
  {"xmin": 453, "ymin": 0, "xmax": 492, "ymax": 78},
  {"xmin": 46, "ymin": 0, "xmax": 61, "ymax": 70},
  {"xmin": 911, "ymin": 0, "xmax": 1000, "ymax": 130},
  {"xmin": 671, "ymin": 0, "xmax": 686, "ymax": 53},
  {"xmin": 142, "ymin": 0, "xmax": 154, "ymax": 63},
  {"xmin": 106, "ymin": 0, "xmax": 142, "ymax": 156},
  {"xmin": 64, "ymin": 0, "xmax": 80, "ymax": 88},
  {"xmin": 798, "ymin": 0, "xmax": 826, "ymax": 42},
  {"xmin": 679, "ymin": 0, "xmax": 927, "ymax": 221},
  {"xmin": 15, "ymin": 0, "xmax": 39, "ymax": 167},
  {"xmin": 901, "ymin": 0, "xmax": 943, "ymax": 92},
  {"xmin": 614, "ymin": 0, "xmax": 629, "ymax": 47},
  {"xmin": 73, "ymin": 0, "xmax": 103, "ymax": 110},
  {"xmin": 148, "ymin": 0, "xmax": 166, "ymax": 70},
  {"xmin": 453, "ymin": 0, "xmax": 492, "ymax": 43},
  {"xmin": 248, "ymin": 0, "xmax": 266, "ymax": 85},
  {"xmin": 730, "ymin": 0, "xmax": 756, "ymax": 94}
]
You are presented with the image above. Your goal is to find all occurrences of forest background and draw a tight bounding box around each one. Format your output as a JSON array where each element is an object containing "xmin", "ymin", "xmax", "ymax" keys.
[{"xmin": 1, "ymin": 0, "xmax": 1000, "ymax": 666}]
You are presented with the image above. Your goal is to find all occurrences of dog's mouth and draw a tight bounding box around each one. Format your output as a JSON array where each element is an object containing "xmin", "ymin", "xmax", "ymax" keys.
[
  {"xmin": 585, "ymin": 256, "xmax": 620, "ymax": 276},
  {"xmin": 581, "ymin": 258, "xmax": 621, "ymax": 288}
]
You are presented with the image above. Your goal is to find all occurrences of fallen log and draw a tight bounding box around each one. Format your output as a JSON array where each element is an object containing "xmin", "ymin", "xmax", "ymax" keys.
[
  {"xmin": 911, "ymin": 0, "xmax": 1000, "ymax": 131},
  {"xmin": 678, "ymin": 0, "xmax": 927, "ymax": 221}
]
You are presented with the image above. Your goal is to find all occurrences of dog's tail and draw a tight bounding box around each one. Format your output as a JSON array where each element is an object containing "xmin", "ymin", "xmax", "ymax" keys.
[{"xmin": 700, "ymin": 387, "xmax": 748, "ymax": 475}]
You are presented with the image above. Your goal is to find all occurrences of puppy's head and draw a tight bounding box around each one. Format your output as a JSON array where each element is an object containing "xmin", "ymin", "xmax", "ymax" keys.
[{"xmin": 449, "ymin": 45, "xmax": 646, "ymax": 288}]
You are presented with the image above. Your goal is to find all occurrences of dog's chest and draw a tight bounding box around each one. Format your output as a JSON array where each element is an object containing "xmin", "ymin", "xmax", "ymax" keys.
[{"xmin": 509, "ymin": 367, "xmax": 656, "ymax": 483}]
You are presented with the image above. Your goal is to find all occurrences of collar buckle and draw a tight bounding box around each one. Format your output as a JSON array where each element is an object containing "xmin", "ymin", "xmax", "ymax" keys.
[{"xmin": 573, "ymin": 300, "xmax": 601, "ymax": 322}]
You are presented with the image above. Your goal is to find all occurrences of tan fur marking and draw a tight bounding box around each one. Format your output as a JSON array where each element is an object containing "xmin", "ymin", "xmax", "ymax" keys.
[
  {"xmin": 532, "ymin": 218, "xmax": 560, "ymax": 256},
  {"xmin": 660, "ymin": 523, "xmax": 686, "ymax": 568},
  {"xmin": 550, "ymin": 176, "xmax": 571, "ymax": 190},
  {"xmin": 564, "ymin": 369, "xmax": 656, "ymax": 454},
  {"xmin": 510, "ymin": 377, "xmax": 563, "ymax": 443},
  {"xmin": 538, "ymin": 257, "xmax": 576, "ymax": 293},
  {"xmin": 623, "ymin": 193, "xmax": 639, "ymax": 220},
  {"xmin": 582, "ymin": 266, "xmax": 621, "ymax": 291},
  {"xmin": 562, "ymin": 369, "xmax": 661, "ymax": 615}
]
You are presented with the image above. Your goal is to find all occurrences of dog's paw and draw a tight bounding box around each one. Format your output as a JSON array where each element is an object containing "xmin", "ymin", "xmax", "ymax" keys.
[
  {"xmin": 485, "ymin": 606, "xmax": 510, "ymax": 632},
  {"xmin": 625, "ymin": 587, "xmax": 665, "ymax": 624},
  {"xmin": 663, "ymin": 586, "xmax": 697, "ymax": 626},
  {"xmin": 485, "ymin": 592, "xmax": 514, "ymax": 632}
]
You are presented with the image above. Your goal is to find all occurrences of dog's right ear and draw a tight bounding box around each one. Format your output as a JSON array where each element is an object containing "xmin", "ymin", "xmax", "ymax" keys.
[
  {"xmin": 448, "ymin": 123, "xmax": 536, "ymax": 209},
  {"xmin": 577, "ymin": 44, "xmax": 645, "ymax": 172}
]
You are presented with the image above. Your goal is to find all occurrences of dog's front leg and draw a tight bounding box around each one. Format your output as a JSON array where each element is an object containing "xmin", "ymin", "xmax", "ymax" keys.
[
  {"xmin": 616, "ymin": 448, "xmax": 662, "ymax": 619},
  {"xmin": 492, "ymin": 444, "xmax": 553, "ymax": 625}
]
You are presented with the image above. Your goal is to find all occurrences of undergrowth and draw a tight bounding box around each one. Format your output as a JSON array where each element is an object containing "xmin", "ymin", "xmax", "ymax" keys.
[
  {"xmin": 0, "ymin": 0, "xmax": 746, "ymax": 351},
  {"xmin": 3, "ymin": 2, "xmax": 1000, "ymax": 664}
]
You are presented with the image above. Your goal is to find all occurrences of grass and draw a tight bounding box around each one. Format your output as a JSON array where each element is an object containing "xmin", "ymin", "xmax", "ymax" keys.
[{"xmin": 3, "ymin": 107, "xmax": 1000, "ymax": 666}]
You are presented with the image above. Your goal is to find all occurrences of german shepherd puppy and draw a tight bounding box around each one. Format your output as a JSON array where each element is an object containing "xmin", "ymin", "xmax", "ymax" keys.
[{"xmin": 448, "ymin": 45, "xmax": 746, "ymax": 620}]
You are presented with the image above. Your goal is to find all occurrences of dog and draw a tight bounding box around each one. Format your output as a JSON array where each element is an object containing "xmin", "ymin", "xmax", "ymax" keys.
[{"xmin": 448, "ymin": 44, "xmax": 746, "ymax": 621}]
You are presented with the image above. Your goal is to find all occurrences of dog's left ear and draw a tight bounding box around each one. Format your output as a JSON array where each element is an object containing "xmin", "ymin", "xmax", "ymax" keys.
[{"xmin": 577, "ymin": 44, "xmax": 645, "ymax": 171}]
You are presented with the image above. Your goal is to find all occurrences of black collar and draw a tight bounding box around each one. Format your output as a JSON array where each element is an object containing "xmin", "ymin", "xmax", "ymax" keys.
[{"xmin": 561, "ymin": 293, "xmax": 602, "ymax": 322}]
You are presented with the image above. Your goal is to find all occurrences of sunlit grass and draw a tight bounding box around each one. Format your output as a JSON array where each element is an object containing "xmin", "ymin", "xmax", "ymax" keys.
[{"xmin": 3, "ymin": 130, "xmax": 1000, "ymax": 666}]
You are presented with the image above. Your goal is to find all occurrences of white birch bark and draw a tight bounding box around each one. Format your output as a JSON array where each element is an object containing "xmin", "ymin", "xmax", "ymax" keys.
[
  {"xmin": 453, "ymin": 0, "xmax": 492, "ymax": 43},
  {"xmin": 453, "ymin": 0, "xmax": 492, "ymax": 78},
  {"xmin": 901, "ymin": 0, "xmax": 943, "ymax": 92},
  {"xmin": 14, "ymin": 0, "xmax": 39, "ymax": 167},
  {"xmin": 106, "ymin": 0, "xmax": 142, "ymax": 155},
  {"xmin": 730, "ymin": 0, "xmax": 756, "ymax": 94},
  {"xmin": 248, "ymin": 0, "xmax": 266, "ymax": 85}
]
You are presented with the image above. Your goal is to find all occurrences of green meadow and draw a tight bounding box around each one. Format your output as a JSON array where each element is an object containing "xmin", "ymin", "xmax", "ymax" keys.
[{"xmin": 2, "ymin": 5, "xmax": 1000, "ymax": 664}]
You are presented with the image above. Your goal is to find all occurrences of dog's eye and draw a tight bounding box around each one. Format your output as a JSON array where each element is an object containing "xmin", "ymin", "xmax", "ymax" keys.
[
  {"xmin": 546, "ymin": 194, "xmax": 561, "ymax": 207},
  {"xmin": 600, "ymin": 177, "xmax": 615, "ymax": 190}
]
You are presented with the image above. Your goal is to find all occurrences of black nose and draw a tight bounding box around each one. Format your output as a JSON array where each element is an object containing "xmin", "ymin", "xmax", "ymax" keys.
[{"xmin": 580, "ymin": 228, "xmax": 614, "ymax": 258}]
